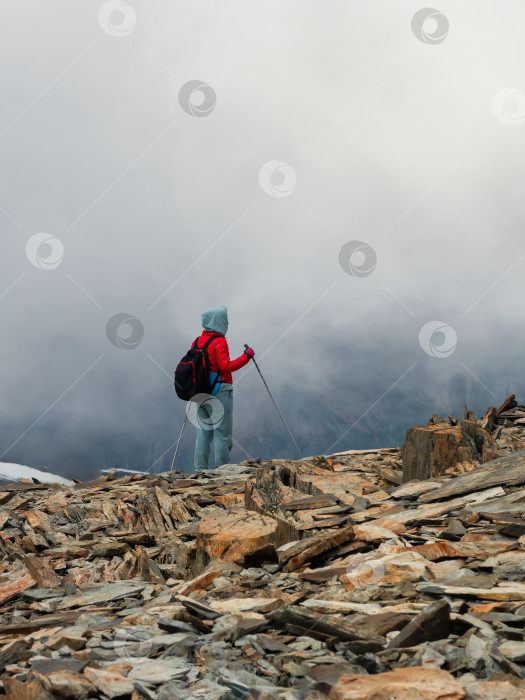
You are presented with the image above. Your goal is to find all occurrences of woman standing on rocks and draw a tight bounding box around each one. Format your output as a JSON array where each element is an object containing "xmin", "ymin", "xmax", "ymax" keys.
[{"xmin": 194, "ymin": 306, "xmax": 254, "ymax": 472}]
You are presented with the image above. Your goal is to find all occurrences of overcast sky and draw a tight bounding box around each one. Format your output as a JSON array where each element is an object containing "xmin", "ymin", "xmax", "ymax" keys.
[{"xmin": 1, "ymin": 1, "xmax": 524, "ymax": 476}]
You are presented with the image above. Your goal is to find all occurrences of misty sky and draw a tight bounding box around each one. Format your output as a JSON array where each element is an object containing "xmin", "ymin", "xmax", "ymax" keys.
[{"xmin": 1, "ymin": 1, "xmax": 525, "ymax": 477}]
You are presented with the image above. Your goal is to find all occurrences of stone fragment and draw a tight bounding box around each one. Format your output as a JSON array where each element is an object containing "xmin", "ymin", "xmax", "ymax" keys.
[
  {"xmin": 4, "ymin": 672, "xmax": 55, "ymax": 700},
  {"xmin": 498, "ymin": 640, "xmax": 525, "ymax": 663},
  {"xmin": 58, "ymin": 582, "xmax": 145, "ymax": 609},
  {"xmin": 0, "ymin": 567, "xmax": 36, "ymax": 604},
  {"xmin": 480, "ymin": 407, "xmax": 498, "ymax": 432},
  {"xmin": 83, "ymin": 667, "xmax": 134, "ymax": 698},
  {"xmin": 194, "ymin": 507, "xmax": 284, "ymax": 573},
  {"xmin": 497, "ymin": 394, "xmax": 518, "ymax": 414},
  {"xmin": 279, "ymin": 525, "xmax": 355, "ymax": 572},
  {"xmin": 329, "ymin": 667, "xmax": 465, "ymax": 700},
  {"xmin": 387, "ymin": 599, "xmax": 451, "ymax": 648},
  {"xmin": 464, "ymin": 680, "xmax": 525, "ymax": 699},
  {"xmin": 390, "ymin": 480, "xmax": 443, "ymax": 499},
  {"xmin": 23, "ymin": 555, "xmax": 62, "ymax": 589},
  {"xmin": 46, "ymin": 671, "xmax": 94, "ymax": 699}
]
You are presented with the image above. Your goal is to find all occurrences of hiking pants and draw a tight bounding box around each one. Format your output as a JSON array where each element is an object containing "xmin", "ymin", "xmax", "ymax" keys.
[{"xmin": 194, "ymin": 383, "xmax": 233, "ymax": 471}]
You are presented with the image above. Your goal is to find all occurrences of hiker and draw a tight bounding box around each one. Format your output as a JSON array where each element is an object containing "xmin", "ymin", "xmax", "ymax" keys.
[{"xmin": 194, "ymin": 306, "xmax": 254, "ymax": 472}]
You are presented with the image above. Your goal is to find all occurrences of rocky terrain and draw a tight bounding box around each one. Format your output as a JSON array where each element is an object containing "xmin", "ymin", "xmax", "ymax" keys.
[{"xmin": 1, "ymin": 396, "xmax": 525, "ymax": 698}]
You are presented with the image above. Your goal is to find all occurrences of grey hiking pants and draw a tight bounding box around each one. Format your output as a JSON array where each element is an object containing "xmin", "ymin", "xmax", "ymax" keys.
[{"xmin": 194, "ymin": 383, "xmax": 233, "ymax": 471}]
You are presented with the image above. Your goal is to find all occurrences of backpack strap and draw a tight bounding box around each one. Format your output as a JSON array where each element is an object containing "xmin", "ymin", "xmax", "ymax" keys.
[
  {"xmin": 200, "ymin": 334, "xmax": 222, "ymax": 352},
  {"xmin": 200, "ymin": 334, "xmax": 222, "ymax": 379}
]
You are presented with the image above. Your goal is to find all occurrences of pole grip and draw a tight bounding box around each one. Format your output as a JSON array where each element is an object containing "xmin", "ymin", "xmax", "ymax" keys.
[{"xmin": 244, "ymin": 343, "xmax": 255, "ymax": 363}]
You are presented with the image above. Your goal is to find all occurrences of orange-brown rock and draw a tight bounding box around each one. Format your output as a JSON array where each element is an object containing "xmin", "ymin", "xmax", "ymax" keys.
[
  {"xmin": 280, "ymin": 460, "xmax": 372, "ymax": 507},
  {"xmin": 408, "ymin": 540, "xmax": 514, "ymax": 562},
  {"xmin": 193, "ymin": 507, "xmax": 285, "ymax": 574},
  {"xmin": 352, "ymin": 522, "xmax": 405, "ymax": 542},
  {"xmin": 402, "ymin": 420, "xmax": 496, "ymax": 482},
  {"xmin": 329, "ymin": 667, "xmax": 465, "ymax": 700},
  {"xmin": 23, "ymin": 555, "xmax": 62, "ymax": 589},
  {"xmin": 0, "ymin": 567, "xmax": 36, "ymax": 605},
  {"xmin": 215, "ymin": 493, "xmax": 244, "ymax": 507},
  {"xmin": 279, "ymin": 525, "xmax": 355, "ymax": 572},
  {"xmin": 177, "ymin": 563, "xmax": 225, "ymax": 596},
  {"xmin": 497, "ymin": 393, "xmax": 518, "ymax": 414},
  {"xmin": 244, "ymin": 464, "xmax": 302, "ymax": 542},
  {"xmin": 4, "ymin": 672, "xmax": 56, "ymax": 700},
  {"xmin": 464, "ymin": 680, "xmax": 525, "ymax": 700},
  {"xmin": 480, "ymin": 406, "xmax": 497, "ymax": 432}
]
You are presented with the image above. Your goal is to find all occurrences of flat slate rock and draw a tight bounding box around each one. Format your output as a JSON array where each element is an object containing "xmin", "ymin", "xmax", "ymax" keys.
[
  {"xmin": 58, "ymin": 582, "xmax": 145, "ymax": 609},
  {"xmin": 419, "ymin": 449, "xmax": 525, "ymax": 503},
  {"xmin": 329, "ymin": 666, "xmax": 466, "ymax": 700},
  {"xmin": 31, "ymin": 657, "xmax": 87, "ymax": 675}
]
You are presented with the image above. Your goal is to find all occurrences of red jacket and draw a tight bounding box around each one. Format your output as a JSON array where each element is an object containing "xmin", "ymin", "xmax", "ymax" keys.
[{"xmin": 196, "ymin": 330, "xmax": 249, "ymax": 385}]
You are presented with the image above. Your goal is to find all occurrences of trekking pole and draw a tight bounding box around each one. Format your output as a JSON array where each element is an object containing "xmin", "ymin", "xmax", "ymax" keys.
[
  {"xmin": 170, "ymin": 403, "xmax": 190, "ymax": 471},
  {"xmin": 244, "ymin": 344, "xmax": 302, "ymax": 459}
]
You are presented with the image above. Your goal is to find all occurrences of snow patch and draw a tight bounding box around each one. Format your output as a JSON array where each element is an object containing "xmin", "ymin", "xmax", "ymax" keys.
[{"xmin": 0, "ymin": 462, "xmax": 73, "ymax": 486}]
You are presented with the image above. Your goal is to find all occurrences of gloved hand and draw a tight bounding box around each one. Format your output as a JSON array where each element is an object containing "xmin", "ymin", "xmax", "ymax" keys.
[{"xmin": 244, "ymin": 346, "xmax": 255, "ymax": 358}]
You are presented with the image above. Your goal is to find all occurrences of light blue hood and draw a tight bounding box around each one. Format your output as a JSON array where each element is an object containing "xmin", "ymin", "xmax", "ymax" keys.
[{"xmin": 201, "ymin": 306, "xmax": 228, "ymax": 336}]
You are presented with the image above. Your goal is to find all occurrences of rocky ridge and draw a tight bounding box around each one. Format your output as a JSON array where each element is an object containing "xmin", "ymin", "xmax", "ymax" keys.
[{"xmin": 1, "ymin": 397, "xmax": 525, "ymax": 698}]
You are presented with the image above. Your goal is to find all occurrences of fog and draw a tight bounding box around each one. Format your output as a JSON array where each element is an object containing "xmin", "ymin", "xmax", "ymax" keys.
[{"xmin": 1, "ymin": 1, "xmax": 524, "ymax": 479}]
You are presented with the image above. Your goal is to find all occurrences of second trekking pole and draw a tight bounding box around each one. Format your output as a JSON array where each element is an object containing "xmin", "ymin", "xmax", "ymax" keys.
[
  {"xmin": 170, "ymin": 403, "xmax": 190, "ymax": 471},
  {"xmin": 244, "ymin": 344, "xmax": 302, "ymax": 459}
]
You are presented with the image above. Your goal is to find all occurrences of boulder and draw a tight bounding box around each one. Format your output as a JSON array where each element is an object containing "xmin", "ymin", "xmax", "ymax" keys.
[
  {"xmin": 193, "ymin": 507, "xmax": 285, "ymax": 574},
  {"xmin": 402, "ymin": 419, "xmax": 496, "ymax": 482}
]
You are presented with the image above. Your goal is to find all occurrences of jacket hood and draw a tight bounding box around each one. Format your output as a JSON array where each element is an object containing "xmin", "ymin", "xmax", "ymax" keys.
[{"xmin": 201, "ymin": 306, "xmax": 228, "ymax": 336}]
